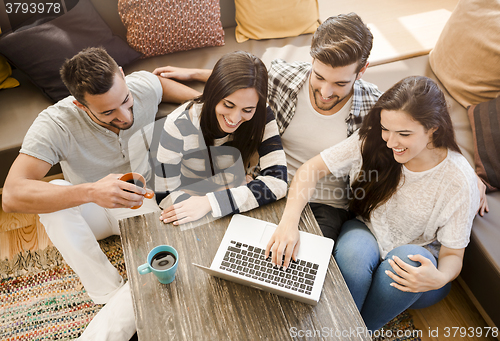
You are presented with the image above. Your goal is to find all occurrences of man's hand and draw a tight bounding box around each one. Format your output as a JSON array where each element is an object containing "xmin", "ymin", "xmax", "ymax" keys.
[
  {"xmin": 265, "ymin": 218, "xmax": 300, "ymax": 270},
  {"xmin": 153, "ymin": 66, "xmax": 211, "ymax": 83},
  {"xmin": 160, "ymin": 195, "xmax": 212, "ymax": 225},
  {"xmin": 89, "ymin": 174, "xmax": 146, "ymax": 209},
  {"xmin": 477, "ymin": 176, "xmax": 489, "ymax": 216}
]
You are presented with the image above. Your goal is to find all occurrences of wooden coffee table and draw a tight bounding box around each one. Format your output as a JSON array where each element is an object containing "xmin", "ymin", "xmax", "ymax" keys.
[{"xmin": 119, "ymin": 199, "xmax": 370, "ymax": 340}]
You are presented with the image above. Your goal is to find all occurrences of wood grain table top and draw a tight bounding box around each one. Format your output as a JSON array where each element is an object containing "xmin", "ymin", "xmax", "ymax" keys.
[{"xmin": 119, "ymin": 199, "xmax": 370, "ymax": 340}]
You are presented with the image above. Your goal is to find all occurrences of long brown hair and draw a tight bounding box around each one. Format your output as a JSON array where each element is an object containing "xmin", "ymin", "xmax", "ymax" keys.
[
  {"xmin": 350, "ymin": 76, "xmax": 461, "ymax": 220},
  {"xmin": 194, "ymin": 51, "xmax": 268, "ymax": 168}
]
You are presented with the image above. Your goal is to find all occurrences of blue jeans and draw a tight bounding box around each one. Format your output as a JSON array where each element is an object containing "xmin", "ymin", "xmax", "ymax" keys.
[{"xmin": 333, "ymin": 219, "xmax": 451, "ymax": 331}]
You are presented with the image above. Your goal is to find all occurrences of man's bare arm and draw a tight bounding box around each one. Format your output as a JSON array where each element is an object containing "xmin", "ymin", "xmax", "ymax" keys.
[
  {"xmin": 153, "ymin": 66, "xmax": 211, "ymax": 83},
  {"xmin": 157, "ymin": 76, "xmax": 202, "ymax": 104},
  {"xmin": 2, "ymin": 154, "xmax": 146, "ymax": 214}
]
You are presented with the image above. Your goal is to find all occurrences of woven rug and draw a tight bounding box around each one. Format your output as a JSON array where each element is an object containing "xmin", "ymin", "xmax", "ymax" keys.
[
  {"xmin": 0, "ymin": 236, "xmax": 126, "ymax": 340},
  {"xmin": 0, "ymin": 236, "xmax": 421, "ymax": 341}
]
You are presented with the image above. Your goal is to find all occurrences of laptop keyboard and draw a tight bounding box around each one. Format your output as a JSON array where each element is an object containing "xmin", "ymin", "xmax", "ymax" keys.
[{"xmin": 219, "ymin": 240, "xmax": 319, "ymax": 295}]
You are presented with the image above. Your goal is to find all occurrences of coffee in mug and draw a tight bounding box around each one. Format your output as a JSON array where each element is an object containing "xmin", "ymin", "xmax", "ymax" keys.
[
  {"xmin": 151, "ymin": 251, "xmax": 176, "ymax": 270},
  {"xmin": 138, "ymin": 245, "xmax": 179, "ymax": 284}
]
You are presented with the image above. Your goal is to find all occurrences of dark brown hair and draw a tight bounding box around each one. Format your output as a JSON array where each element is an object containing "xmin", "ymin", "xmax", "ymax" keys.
[
  {"xmin": 350, "ymin": 76, "xmax": 461, "ymax": 219},
  {"xmin": 194, "ymin": 51, "xmax": 268, "ymax": 168},
  {"xmin": 60, "ymin": 47, "xmax": 120, "ymax": 105},
  {"xmin": 310, "ymin": 13, "xmax": 373, "ymax": 73}
]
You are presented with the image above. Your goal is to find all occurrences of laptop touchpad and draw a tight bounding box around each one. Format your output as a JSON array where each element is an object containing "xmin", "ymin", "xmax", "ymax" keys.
[{"xmin": 259, "ymin": 224, "xmax": 277, "ymax": 246}]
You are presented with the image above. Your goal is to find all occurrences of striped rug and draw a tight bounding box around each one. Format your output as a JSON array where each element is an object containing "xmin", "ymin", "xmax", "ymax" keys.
[
  {"xmin": 0, "ymin": 236, "xmax": 126, "ymax": 340},
  {"xmin": 0, "ymin": 235, "xmax": 421, "ymax": 340}
]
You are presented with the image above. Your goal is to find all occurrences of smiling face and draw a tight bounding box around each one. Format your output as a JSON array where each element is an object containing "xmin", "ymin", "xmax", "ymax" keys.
[
  {"xmin": 215, "ymin": 87, "xmax": 259, "ymax": 134},
  {"xmin": 309, "ymin": 59, "xmax": 366, "ymax": 114},
  {"xmin": 380, "ymin": 109, "xmax": 440, "ymax": 170},
  {"xmin": 75, "ymin": 71, "xmax": 134, "ymax": 134}
]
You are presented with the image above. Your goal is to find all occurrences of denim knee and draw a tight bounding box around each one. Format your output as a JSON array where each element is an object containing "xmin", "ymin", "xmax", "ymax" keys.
[
  {"xmin": 361, "ymin": 245, "xmax": 450, "ymax": 331},
  {"xmin": 377, "ymin": 245, "xmax": 437, "ymax": 288},
  {"xmin": 333, "ymin": 219, "xmax": 380, "ymax": 263},
  {"xmin": 383, "ymin": 245, "xmax": 450, "ymax": 310},
  {"xmin": 383, "ymin": 245, "xmax": 437, "ymax": 270}
]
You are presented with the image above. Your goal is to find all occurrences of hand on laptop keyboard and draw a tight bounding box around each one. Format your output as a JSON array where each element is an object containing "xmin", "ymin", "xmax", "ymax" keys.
[
  {"xmin": 222, "ymin": 240, "xmax": 319, "ymax": 296},
  {"xmin": 265, "ymin": 218, "xmax": 300, "ymax": 270}
]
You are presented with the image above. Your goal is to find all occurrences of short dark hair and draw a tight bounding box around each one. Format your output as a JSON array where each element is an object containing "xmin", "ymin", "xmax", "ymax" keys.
[
  {"xmin": 310, "ymin": 13, "xmax": 373, "ymax": 73},
  {"xmin": 60, "ymin": 47, "xmax": 120, "ymax": 105}
]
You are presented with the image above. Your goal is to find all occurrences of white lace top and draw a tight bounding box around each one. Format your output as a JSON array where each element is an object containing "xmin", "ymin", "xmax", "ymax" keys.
[{"xmin": 320, "ymin": 132, "xmax": 480, "ymax": 259}]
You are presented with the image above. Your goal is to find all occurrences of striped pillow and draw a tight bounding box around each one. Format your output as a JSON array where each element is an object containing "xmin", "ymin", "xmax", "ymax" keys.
[{"xmin": 467, "ymin": 97, "xmax": 500, "ymax": 192}]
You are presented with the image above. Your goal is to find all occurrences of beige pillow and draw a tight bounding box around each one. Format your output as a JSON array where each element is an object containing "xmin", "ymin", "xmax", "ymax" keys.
[
  {"xmin": 235, "ymin": 0, "xmax": 320, "ymax": 43},
  {"xmin": 118, "ymin": 0, "xmax": 225, "ymax": 57},
  {"xmin": 429, "ymin": 0, "xmax": 500, "ymax": 108}
]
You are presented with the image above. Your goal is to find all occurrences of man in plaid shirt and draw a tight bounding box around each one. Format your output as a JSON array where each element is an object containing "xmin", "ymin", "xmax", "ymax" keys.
[
  {"xmin": 267, "ymin": 13, "xmax": 381, "ymax": 242},
  {"xmin": 154, "ymin": 13, "xmax": 382, "ymax": 243}
]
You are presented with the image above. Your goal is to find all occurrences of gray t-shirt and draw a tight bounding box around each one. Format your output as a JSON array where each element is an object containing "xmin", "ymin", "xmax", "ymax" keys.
[{"xmin": 21, "ymin": 71, "xmax": 162, "ymax": 185}]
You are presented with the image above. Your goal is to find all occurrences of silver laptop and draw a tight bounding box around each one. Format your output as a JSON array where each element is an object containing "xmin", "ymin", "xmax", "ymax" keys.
[{"xmin": 193, "ymin": 214, "xmax": 334, "ymax": 305}]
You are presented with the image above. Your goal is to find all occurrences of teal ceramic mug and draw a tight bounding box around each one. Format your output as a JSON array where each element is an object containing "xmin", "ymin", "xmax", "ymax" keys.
[{"xmin": 138, "ymin": 245, "xmax": 179, "ymax": 284}]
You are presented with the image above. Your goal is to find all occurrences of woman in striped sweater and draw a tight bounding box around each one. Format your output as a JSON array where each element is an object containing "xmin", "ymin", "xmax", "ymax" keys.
[{"xmin": 155, "ymin": 51, "xmax": 287, "ymax": 225}]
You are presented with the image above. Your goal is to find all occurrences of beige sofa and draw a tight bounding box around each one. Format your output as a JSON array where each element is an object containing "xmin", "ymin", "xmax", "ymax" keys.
[{"xmin": 0, "ymin": 0, "xmax": 498, "ymax": 329}]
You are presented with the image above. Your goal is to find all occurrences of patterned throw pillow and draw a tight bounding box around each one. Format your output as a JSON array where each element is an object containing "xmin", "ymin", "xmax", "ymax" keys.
[
  {"xmin": 118, "ymin": 0, "xmax": 225, "ymax": 57},
  {"xmin": 467, "ymin": 97, "xmax": 500, "ymax": 192}
]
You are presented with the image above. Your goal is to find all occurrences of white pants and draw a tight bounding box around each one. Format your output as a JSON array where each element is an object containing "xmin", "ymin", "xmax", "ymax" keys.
[{"xmin": 39, "ymin": 179, "xmax": 160, "ymax": 341}]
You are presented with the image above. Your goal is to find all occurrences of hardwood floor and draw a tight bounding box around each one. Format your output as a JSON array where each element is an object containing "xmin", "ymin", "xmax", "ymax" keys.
[
  {"xmin": 0, "ymin": 198, "xmax": 497, "ymax": 340},
  {"xmin": 0, "ymin": 210, "xmax": 52, "ymax": 260},
  {"xmin": 410, "ymin": 282, "xmax": 498, "ymax": 341}
]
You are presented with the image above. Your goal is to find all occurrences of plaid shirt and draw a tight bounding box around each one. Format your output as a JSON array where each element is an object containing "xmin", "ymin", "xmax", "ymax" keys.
[{"xmin": 268, "ymin": 59, "xmax": 382, "ymax": 137}]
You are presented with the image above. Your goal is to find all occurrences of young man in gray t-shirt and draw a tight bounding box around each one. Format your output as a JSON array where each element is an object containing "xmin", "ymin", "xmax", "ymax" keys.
[{"xmin": 1, "ymin": 47, "xmax": 200, "ymax": 340}]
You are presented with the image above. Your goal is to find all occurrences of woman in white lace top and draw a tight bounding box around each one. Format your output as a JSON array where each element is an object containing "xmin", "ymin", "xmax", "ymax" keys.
[{"xmin": 265, "ymin": 76, "xmax": 480, "ymax": 331}]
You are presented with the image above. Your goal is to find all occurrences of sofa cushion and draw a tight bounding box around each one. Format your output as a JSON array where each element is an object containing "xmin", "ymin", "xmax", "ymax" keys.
[
  {"xmin": 117, "ymin": 0, "xmax": 224, "ymax": 58},
  {"xmin": 429, "ymin": 0, "xmax": 500, "ymax": 108},
  {"xmin": 467, "ymin": 97, "xmax": 500, "ymax": 192},
  {"xmin": 234, "ymin": 0, "xmax": 320, "ymax": 43},
  {"xmin": 0, "ymin": 0, "xmax": 141, "ymax": 102}
]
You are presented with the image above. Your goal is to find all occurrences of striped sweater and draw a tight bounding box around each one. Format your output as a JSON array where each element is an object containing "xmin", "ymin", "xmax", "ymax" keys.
[{"xmin": 155, "ymin": 102, "xmax": 287, "ymax": 218}]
